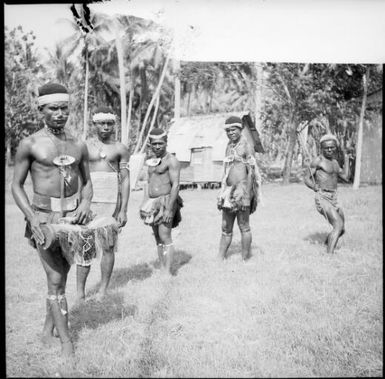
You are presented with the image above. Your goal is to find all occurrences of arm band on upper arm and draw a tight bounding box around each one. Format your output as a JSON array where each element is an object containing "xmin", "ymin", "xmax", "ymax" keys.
[{"xmin": 119, "ymin": 161, "xmax": 130, "ymax": 171}]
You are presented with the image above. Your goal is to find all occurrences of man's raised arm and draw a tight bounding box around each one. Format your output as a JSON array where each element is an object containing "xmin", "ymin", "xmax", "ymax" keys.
[{"xmin": 338, "ymin": 151, "xmax": 350, "ymax": 183}]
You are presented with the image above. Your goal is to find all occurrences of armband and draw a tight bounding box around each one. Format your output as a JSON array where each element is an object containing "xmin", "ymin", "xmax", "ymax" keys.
[
  {"xmin": 247, "ymin": 156, "xmax": 256, "ymax": 166},
  {"xmin": 119, "ymin": 161, "xmax": 130, "ymax": 171}
]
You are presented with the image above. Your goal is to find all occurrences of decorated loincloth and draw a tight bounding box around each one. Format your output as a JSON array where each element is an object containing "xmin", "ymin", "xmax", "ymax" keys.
[
  {"xmin": 25, "ymin": 205, "xmax": 119, "ymax": 266},
  {"xmin": 315, "ymin": 189, "xmax": 340, "ymax": 215},
  {"xmin": 221, "ymin": 148, "xmax": 260, "ymax": 214},
  {"xmin": 140, "ymin": 194, "xmax": 183, "ymax": 228},
  {"xmin": 218, "ymin": 180, "xmax": 251, "ymax": 213},
  {"xmin": 90, "ymin": 171, "xmax": 119, "ymax": 204}
]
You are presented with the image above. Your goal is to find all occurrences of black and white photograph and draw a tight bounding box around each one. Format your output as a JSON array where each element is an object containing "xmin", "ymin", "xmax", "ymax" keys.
[{"xmin": 4, "ymin": 0, "xmax": 383, "ymax": 377}]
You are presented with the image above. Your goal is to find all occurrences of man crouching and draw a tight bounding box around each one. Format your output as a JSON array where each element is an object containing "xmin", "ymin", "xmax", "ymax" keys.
[{"xmin": 140, "ymin": 128, "xmax": 183, "ymax": 275}]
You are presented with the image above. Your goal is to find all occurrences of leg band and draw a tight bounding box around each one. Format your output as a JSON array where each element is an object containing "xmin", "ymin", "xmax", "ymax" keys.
[
  {"xmin": 163, "ymin": 243, "xmax": 173, "ymax": 255},
  {"xmin": 47, "ymin": 294, "xmax": 68, "ymax": 315},
  {"xmin": 222, "ymin": 232, "xmax": 232, "ymax": 237},
  {"xmin": 240, "ymin": 228, "xmax": 251, "ymax": 234}
]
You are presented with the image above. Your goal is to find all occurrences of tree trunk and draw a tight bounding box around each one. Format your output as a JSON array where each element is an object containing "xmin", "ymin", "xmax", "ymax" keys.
[
  {"xmin": 186, "ymin": 91, "xmax": 191, "ymax": 117},
  {"xmin": 282, "ymin": 117, "xmax": 297, "ymax": 185},
  {"xmin": 254, "ymin": 63, "xmax": 263, "ymax": 133},
  {"xmin": 173, "ymin": 59, "xmax": 180, "ymax": 120},
  {"xmin": 115, "ymin": 30, "xmax": 127, "ymax": 144},
  {"xmin": 81, "ymin": 45, "xmax": 89, "ymax": 141},
  {"xmin": 126, "ymin": 75, "xmax": 134, "ymax": 150},
  {"xmin": 134, "ymin": 52, "xmax": 171, "ymax": 154},
  {"xmin": 353, "ymin": 71, "xmax": 368, "ymax": 190},
  {"xmin": 140, "ymin": 94, "xmax": 160, "ymax": 154}
]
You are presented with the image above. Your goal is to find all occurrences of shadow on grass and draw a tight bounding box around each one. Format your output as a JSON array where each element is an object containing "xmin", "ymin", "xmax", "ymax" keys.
[
  {"xmin": 172, "ymin": 249, "xmax": 192, "ymax": 276},
  {"xmin": 85, "ymin": 263, "xmax": 154, "ymax": 298},
  {"xmin": 108, "ymin": 263, "xmax": 154, "ymax": 289},
  {"xmin": 304, "ymin": 231, "xmax": 328, "ymax": 245},
  {"xmin": 69, "ymin": 292, "xmax": 137, "ymax": 342},
  {"xmin": 150, "ymin": 249, "xmax": 192, "ymax": 276},
  {"xmin": 225, "ymin": 242, "xmax": 263, "ymax": 260}
]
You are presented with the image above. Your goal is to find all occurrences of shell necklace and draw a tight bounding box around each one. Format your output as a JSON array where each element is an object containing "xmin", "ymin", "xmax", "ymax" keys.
[
  {"xmin": 93, "ymin": 138, "xmax": 118, "ymax": 173},
  {"xmin": 44, "ymin": 126, "xmax": 75, "ymax": 188}
]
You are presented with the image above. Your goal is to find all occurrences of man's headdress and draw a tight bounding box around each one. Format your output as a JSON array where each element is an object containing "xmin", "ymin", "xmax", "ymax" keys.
[
  {"xmin": 223, "ymin": 116, "xmax": 243, "ymax": 130},
  {"xmin": 92, "ymin": 106, "xmax": 116, "ymax": 122},
  {"xmin": 149, "ymin": 128, "xmax": 167, "ymax": 140},
  {"xmin": 320, "ymin": 134, "xmax": 339, "ymax": 146},
  {"xmin": 38, "ymin": 83, "xmax": 69, "ymax": 106}
]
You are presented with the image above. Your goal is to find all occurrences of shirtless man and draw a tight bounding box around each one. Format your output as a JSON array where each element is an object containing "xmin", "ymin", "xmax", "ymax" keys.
[
  {"xmin": 11, "ymin": 83, "xmax": 93, "ymax": 358},
  {"xmin": 304, "ymin": 134, "xmax": 350, "ymax": 254},
  {"xmin": 217, "ymin": 116, "xmax": 262, "ymax": 261},
  {"xmin": 76, "ymin": 106, "xmax": 130, "ymax": 300},
  {"xmin": 139, "ymin": 128, "xmax": 183, "ymax": 274}
]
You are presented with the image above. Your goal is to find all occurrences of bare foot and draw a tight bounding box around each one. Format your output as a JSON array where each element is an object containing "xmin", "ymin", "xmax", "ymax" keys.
[
  {"xmin": 74, "ymin": 295, "xmax": 86, "ymax": 305},
  {"xmin": 58, "ymin": 352, "xmax": 76, "ymax": 377},
  {"xmin": 61, "ymin": 340, "xmax": 75, "ymax": 358},
  {"xmin": 94, "ymin": 290, "xmax": 107, "ymax": 302},
  {"xmin": 40, "ymin": 333, "xmax": 57, "ymax": 347}
]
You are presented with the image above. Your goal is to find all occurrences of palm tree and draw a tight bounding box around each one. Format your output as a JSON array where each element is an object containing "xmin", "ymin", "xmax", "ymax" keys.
[
  {"xmin": 59, "ymin": 4, "xmax": 108, "ymax": 140},
  {"xmin": 45, "ymin": 42, "xmax": 75, "ymax": 86}
]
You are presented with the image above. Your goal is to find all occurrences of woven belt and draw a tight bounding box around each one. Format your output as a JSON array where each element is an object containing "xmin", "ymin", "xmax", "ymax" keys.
[
  {"xmin": 319, "ymin": 188, "xmax": 337, "ymax": 193},
  {"xmin": 32, "ymin": 192, "xmax": 79, "ymax": 212}
]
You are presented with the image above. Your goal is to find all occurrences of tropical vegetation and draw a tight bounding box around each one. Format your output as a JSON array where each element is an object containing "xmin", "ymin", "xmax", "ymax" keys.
[{"xmin": 4, "ymin": 5, "xmax": 382, "ymax": 186}]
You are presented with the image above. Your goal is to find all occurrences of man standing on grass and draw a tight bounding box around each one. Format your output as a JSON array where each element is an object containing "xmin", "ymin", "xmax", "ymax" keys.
[
  {"xmin": 304, "ymin": 134, "xmax": 350, "ymax": 254},
  {"xmin": 217, "ymin": 116, "xmax": 262, "ymax": 261},
  {"xmin": 140, "ymin": 128, "xmax": 183, "ymax": 275},
  {"xmin": 11, "ymin": 83, "xmax": 93, "ymax": 359},
  {"xmin": 76, "ymin": 106, "xmax": 131, "ymax": 301}
]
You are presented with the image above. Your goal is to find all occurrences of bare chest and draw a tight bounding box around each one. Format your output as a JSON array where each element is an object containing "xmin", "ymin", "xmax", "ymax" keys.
[
  {"xmin": 88, "ymin": 142, "xmax": 119, "ymax": 163},
  {"xmin": 319, "ymin": 159, "xmax": 339, "ymax": 175},
  {"xmin": 32, "ymin": 140, "xmax": 81, "ymax": 168},
  {"xmin": 148, "ymin": 161, "xmax": 169, "ymax": 176}
]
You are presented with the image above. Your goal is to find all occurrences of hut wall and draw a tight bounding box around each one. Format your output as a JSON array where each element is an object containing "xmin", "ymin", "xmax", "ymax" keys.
[
  {"xmin": 191, "ymin": 147, "xmax": 214, "ymax": 182},
  {"xmin": 180, "ymin": 161, "xmax": 194, "ymax": 184}
]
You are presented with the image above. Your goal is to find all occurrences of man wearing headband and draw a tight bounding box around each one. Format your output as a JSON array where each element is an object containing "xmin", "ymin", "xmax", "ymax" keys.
[
  {"xmin": 11, "ymin": 83, "xmax": 93, "ymax": 358},
  {"xmin": 139, "ymin": 128, "xmax": 183, "ymax": 275},
  {"xmin": 304, "ymin": 133, "xmax": 350, "ymax": 254},
  {"xmin": 217, "ymin": 116, "xmax": 262, "ymax": 261},
  {"xmin": 76, "ymin": 106, "xmax": 130, "ymax": 301}
]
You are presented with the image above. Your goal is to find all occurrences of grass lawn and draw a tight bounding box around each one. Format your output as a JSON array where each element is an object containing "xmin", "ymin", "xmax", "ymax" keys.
[{"xmin": 5, "ymin": 167, "xmax": 383, "ymax": 377}]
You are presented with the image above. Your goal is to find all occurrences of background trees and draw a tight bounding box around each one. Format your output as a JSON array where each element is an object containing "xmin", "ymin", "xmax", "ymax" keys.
[
  {"xmin": 4, "ymin": 10, "xmax": 382, "ymax": 186},
  {"xmin": 5, "ymin": 26, "xmax": 42, "ymax": 164}
]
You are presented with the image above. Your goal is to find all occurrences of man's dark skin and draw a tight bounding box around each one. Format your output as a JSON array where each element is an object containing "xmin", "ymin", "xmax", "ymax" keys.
[
  {"xmin": 218, "ymin": 125, "xmax": 255, "ymax": 261},
  {"xmin": 304, "ymin": 139, "xmax": 349, "ymax": 254},
  {"xmin": 76, "ymin": 116, "xmax": 130, "ymax": 301},
  {"xmin": 11, "ymin": 100, "xmax": 93, "ymax": 358},
  {"xmin": 146, "ymin": 137, "xmax": 181, "ymax": 274}
]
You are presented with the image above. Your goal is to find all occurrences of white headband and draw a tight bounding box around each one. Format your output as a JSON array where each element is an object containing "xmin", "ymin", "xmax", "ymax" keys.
[
  {"xmin": 320, "ymin": 134, "xmax": 339, "ymax": 145},
  {"xmin": 149, "ymin": 131, "xmax": 167, "ymax": 139},
  {"xmin": 223, "ymin": 122, "xmax": 243, "ymax": 130},
  {"xmin": 92, "ymin": 113, "xmax": 116, "ymax": 122},
  {"xmin": 38, "ymin": 93, "xmax": 69, "ymax": 106}
]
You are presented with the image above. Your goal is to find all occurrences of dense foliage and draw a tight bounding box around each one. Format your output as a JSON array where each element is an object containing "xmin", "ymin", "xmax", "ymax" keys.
[{"xmin": 4, "ymin": 6, "xmax": 382, "ymax": 184}]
